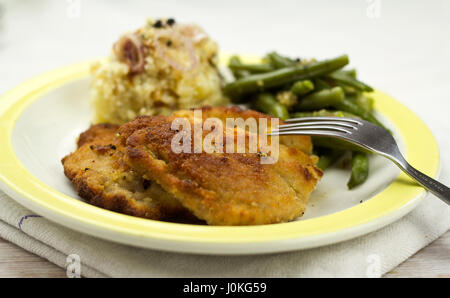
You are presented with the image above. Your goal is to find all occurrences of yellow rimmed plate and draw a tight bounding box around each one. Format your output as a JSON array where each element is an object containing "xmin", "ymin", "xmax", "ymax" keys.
[{"xmin": 0, "ymin": 59, "xmax": 440, "ymax": 255}]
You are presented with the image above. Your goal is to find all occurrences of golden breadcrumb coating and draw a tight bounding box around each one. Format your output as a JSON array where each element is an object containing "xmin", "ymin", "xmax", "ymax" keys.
[
  {"xmin": 62, "ymin": 124, "xmax": 195, "ymax": 222},
  {"xmin": 118, "ymin": 107, "xmax": 322, "ymax": 225}
]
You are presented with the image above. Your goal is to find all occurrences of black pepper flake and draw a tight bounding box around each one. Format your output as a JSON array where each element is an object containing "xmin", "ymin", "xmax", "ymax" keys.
[
  {"xmin": 257, "ymin": 152, "xmax": 267, "ymax": 157},
  {"xmin": 142, "ymin": 179, "xmax": 151, "ymax": 190},
  {"xmin": 110, "ymin": 144, "xmax": 117, "ymax": 150},
  {"xmin": 84, "ymin": 168, "xmax": 89, "ymax": 171},
  {"xmin": 167, "ymin": 18, "xmax": 175, "ymax": 26},
  {"xmin": 166, "ymin": 40, "xmax": 172, "ymax": 47},
  {"xmin": 89, "ymin": 145, "xmax": 94, "ymax": 150},
  {"xmin": 360, "ymin": 200, "xmax": 363, "ymax": 203},
  {"xmin": 153, "ymin": 20, "xmax": 163, "ymax": 28}
]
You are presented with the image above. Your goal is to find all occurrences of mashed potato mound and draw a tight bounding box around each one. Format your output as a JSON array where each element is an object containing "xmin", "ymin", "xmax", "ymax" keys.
[{"xmin": 91, "ymin": 18, "xmax": 227, "ymax": 124}]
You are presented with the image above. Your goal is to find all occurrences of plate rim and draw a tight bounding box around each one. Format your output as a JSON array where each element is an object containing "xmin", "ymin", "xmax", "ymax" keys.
[{"xmin": 0, "ymin": 59, "xmax": 440, "ymax": 255}]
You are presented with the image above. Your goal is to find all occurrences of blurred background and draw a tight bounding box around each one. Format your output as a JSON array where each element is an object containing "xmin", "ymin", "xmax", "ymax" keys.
[{"xmin": 0, "ymin": 0, "xmax": 449, "ymax": 156}]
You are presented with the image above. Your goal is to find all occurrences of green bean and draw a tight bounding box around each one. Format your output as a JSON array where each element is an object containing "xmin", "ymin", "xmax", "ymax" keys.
[
  {"xmin": 295, "ymin": 89, "xmax": 383, "ymax": 128},
  {"xmin": 291, "ymin": 109, "xmax": 360, "ymax": 119},
  {"xmin": 228, "ymin": 56, "xmax": 243, "ymax": 71},
  {"xmin": 252, "ymin": 93, "xmax": 289, "ymax": 120},
  {"xmin": 327, "ymin": 70, "xmax": 373, "ymax": 92},
  {"xmin": 356, "ymin": 95, "xmax": 374, "ymax": 112},
  {"xmin": 229, "ymin": 56, "xmax": 242, "ymax": 65},
  {"xmin": 346, "ymin": 94, "xmax": 374, "ymax": 112},
  {"xmin": 229, "ymin": 62, "xmax": 274, "ymax": 73},
  {"xmin": 347, "ymin": 152, "xmax": 369, "ymax": 189},
  {"xmin": 229, "ymin": 56, "xmax": 273, "ymax": 76},
  {"xmin": 298, "ymin": 95, "xmax": 386, "ymax": 131},
  {"xmin": 223, "ymin": 55, "xmax": 349, "ymax": 97},
  {"xmin": 337, "ymin": 83, "xmax": 359, "ymax": 96},
  {"xmin": 295, "ymin": 87, "xmax": 344, "ymax": 111},
  {"xmin": 228, "ymin": 56, "xmax": 250, "ymax": 79},
  {"xmin": 333, "ymin": 97, "xmax": 385, "ymax": 128},
  {"xmin": 276, "ymin": 90, "xmax": 298, "ymax": 108},
  {"xmin": 342, "ymin": 69, "xmax": 357, "ymax": 78},
  {"xmin": 291, "ymin": 80, "xmax": 314, "ymax": 96},
  {"xmin": 313, "ymin": 78, "xmax": 331, "ymax": 91},
  {"xmin": 316, "ymin": 149, "xmax": 345, "ymax": 171},
  {"xmin": 233, "ymin": 69, "xmax": 251, "ymax": 79},
  {"xmin": 266, "ymin": 52, "xmax": 296, "ymax": 68}
]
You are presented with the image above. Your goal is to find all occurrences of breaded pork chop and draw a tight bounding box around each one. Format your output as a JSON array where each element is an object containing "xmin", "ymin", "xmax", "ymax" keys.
[
  {"xmin": 180, "ymin": 106, "xmax": 314, "ymax": 155},
  {"xmin": 62, "ymin": 124, "xmax": 192, "ymax": 221},
  {"xmin": 118, "ymin": 107, "xmax": 322, "ymax": 225}
]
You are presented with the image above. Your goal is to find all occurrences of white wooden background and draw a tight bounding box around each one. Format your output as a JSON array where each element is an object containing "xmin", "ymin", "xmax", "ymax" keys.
[{"xmin": 0, "ymin": 0, "xmax": 449, "ymax": 277}]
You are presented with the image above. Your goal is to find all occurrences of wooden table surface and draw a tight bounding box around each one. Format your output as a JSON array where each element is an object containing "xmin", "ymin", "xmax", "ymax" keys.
[{"xmin": 0, "ymin": 231, "xmax": 448, "ymax": 278}]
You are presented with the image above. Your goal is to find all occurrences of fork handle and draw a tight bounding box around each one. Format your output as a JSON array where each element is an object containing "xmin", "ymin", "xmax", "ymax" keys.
[{"xmin": 400, "ymin": 162, "xmax": 450, "ymax": 205}]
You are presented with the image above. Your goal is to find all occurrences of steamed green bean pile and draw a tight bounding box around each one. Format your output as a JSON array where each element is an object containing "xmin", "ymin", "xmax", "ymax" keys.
[{"xmin": 224, "ymin": 52, "xmax": 382, "ymax": 189}]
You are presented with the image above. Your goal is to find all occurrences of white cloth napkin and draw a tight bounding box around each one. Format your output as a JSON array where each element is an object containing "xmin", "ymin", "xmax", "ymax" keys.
[{"xmin": 0, "ymin": 189, "xmax": 448, "ymax": 278}]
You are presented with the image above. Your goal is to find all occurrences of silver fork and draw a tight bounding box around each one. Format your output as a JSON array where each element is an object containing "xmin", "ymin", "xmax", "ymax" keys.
[{"xmin": 269, "ymin": 117, "xmax": 450, "ymax": 204}]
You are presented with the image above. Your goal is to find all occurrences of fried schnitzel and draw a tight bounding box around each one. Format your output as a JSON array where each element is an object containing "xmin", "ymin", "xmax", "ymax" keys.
[
  {"xmin": 176, "ymin": 106, "xmax": 314, "ymax": 155},
  {"xmin": 118, "ymin": 107, "xmax": 322, "ymax": 225},
  {"xmin": 62, "ymin": 124, "xmax": 193, "ymax": 221},
  {"xmin": 63, "ymin": 107, "xmax": 322, "ymax": 225}
]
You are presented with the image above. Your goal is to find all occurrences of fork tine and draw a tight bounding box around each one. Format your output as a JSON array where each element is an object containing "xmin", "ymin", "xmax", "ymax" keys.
[
  {"xmin": 273, "ymin": 125, "xmax": 353, "ymax": 135},
  {"xmin": 285, "ymin": 116, "xmax": 362, "ymax": 125},
  {"xmin": 268, "ymin": 129, "xmax": 350, "ymax": 138},
  {"xmin": 278, "ymin": 121, "xmax": 357, "ymax": 130}
]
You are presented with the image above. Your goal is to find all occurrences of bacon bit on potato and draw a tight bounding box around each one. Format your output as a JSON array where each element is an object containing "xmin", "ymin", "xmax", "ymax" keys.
[{"xmin": 113, "ymin": 33, "xmax": 146, "ymax": 75}]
